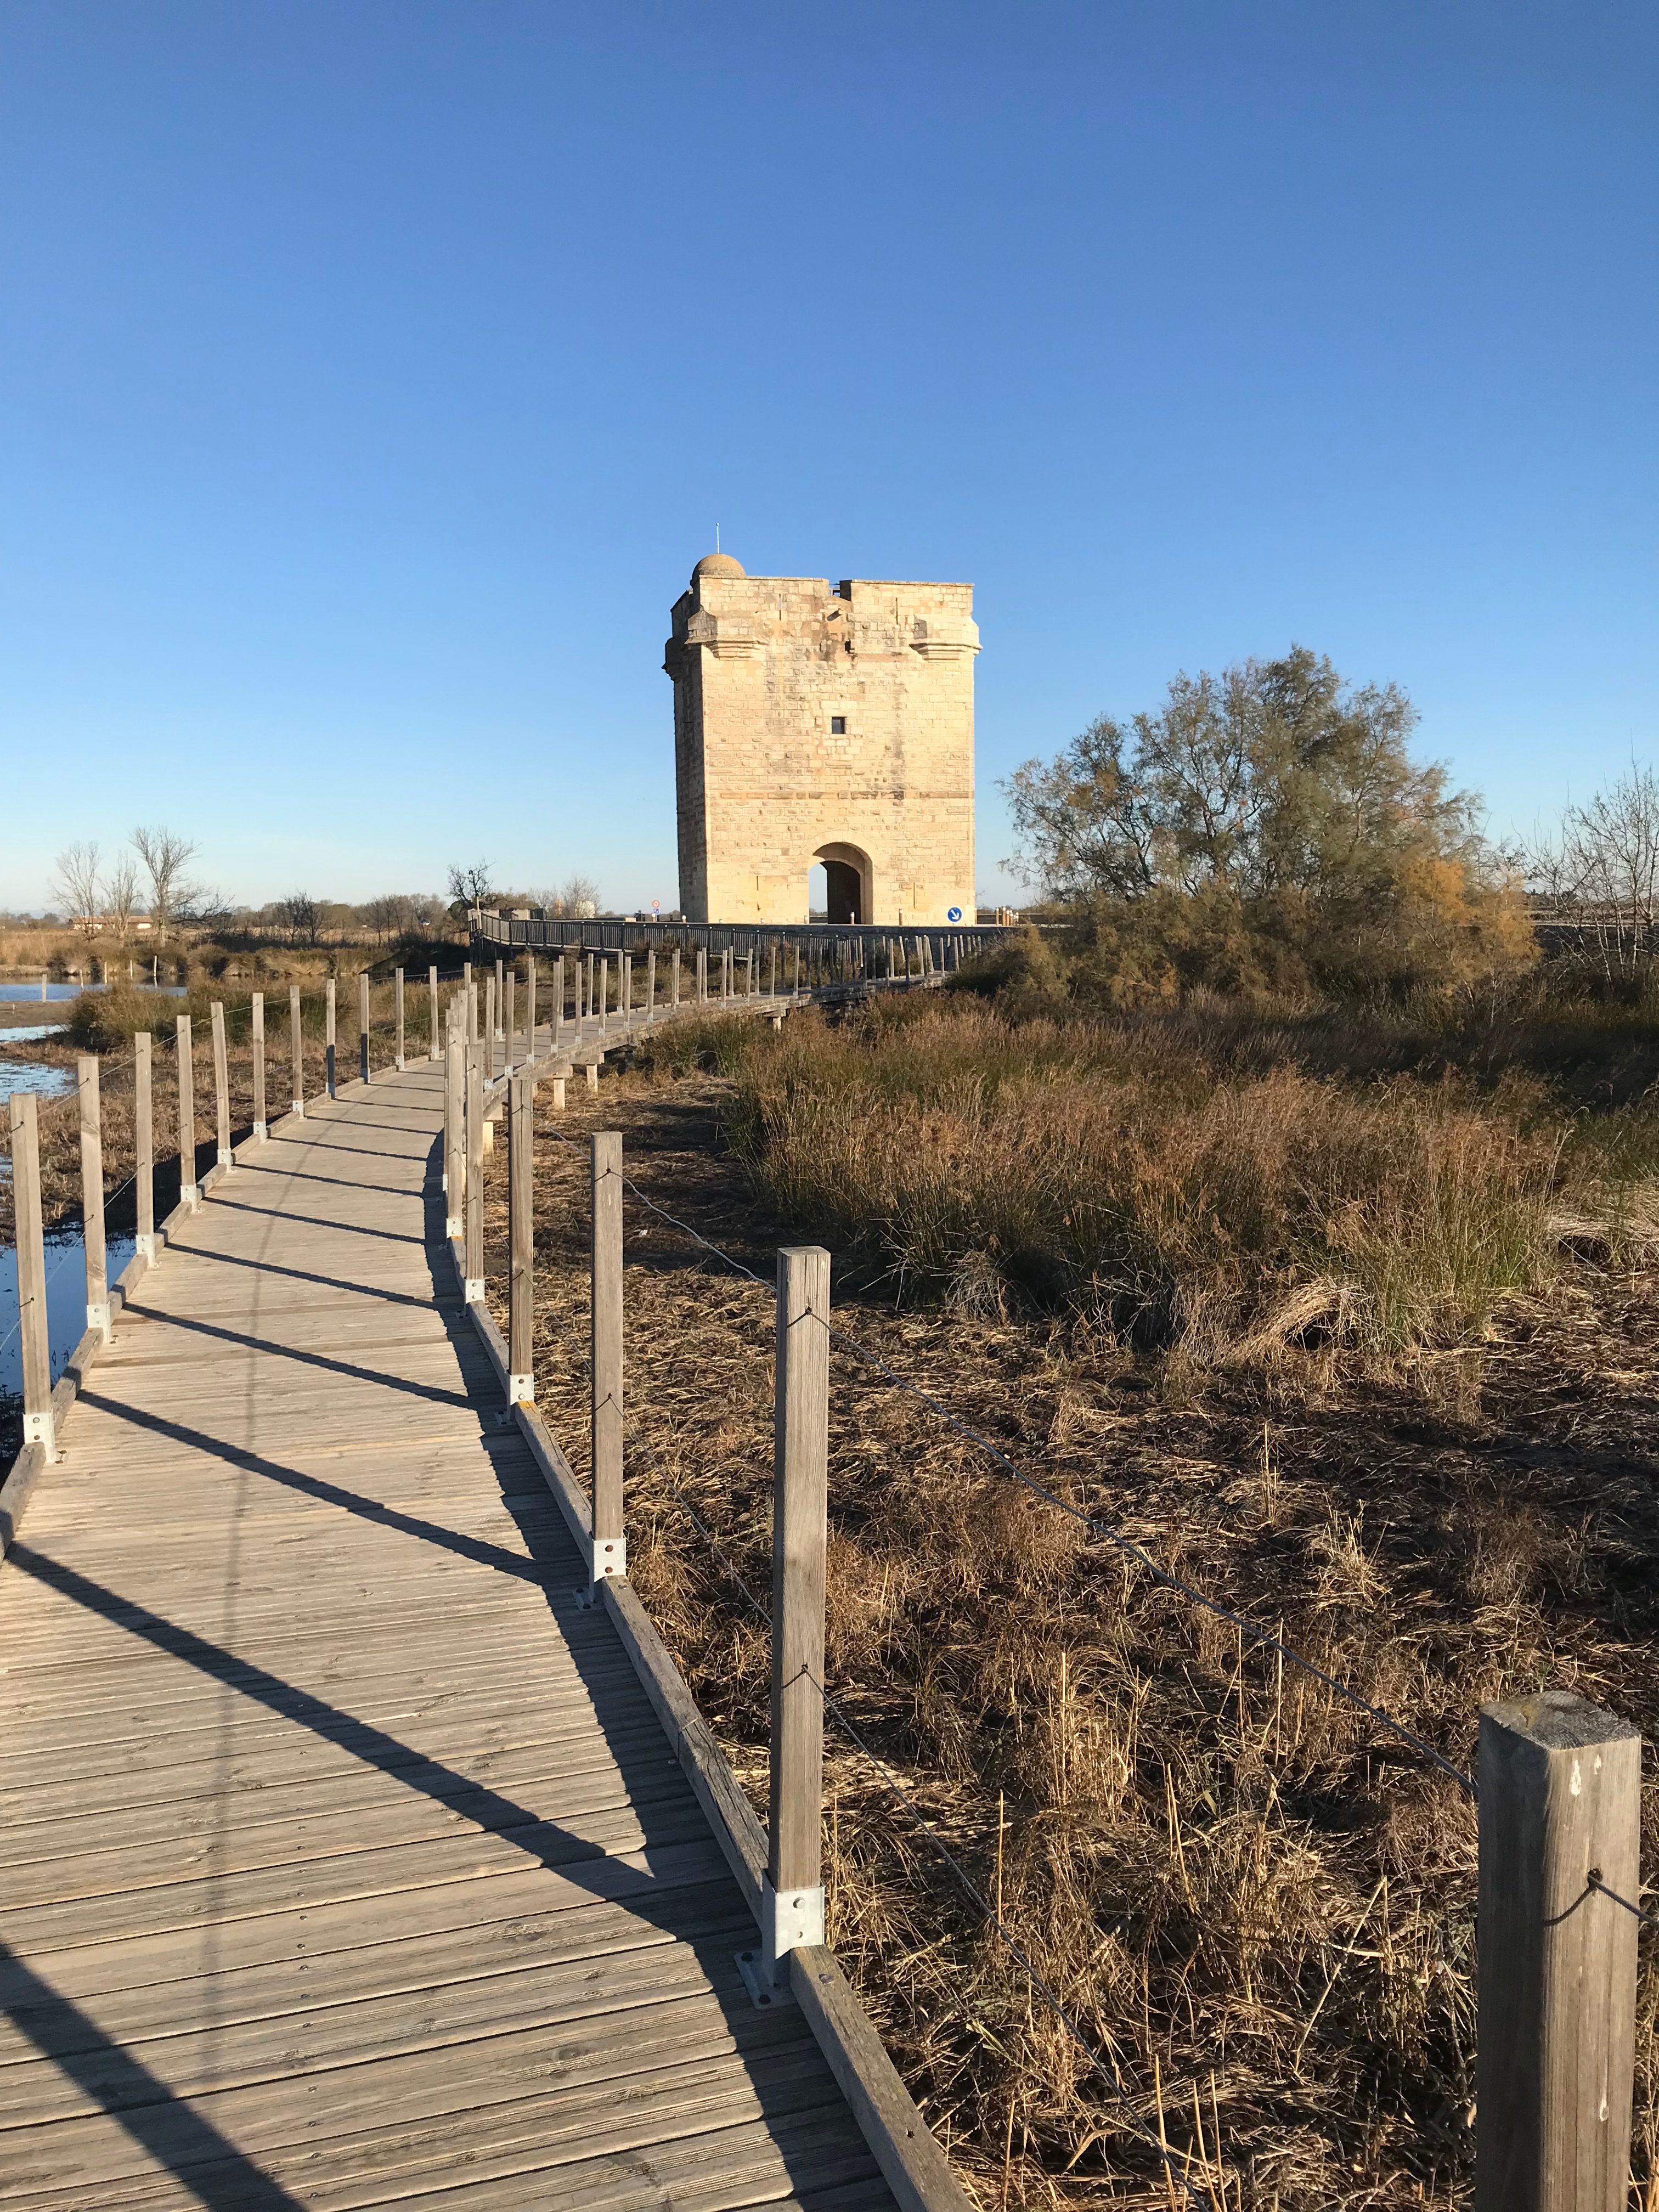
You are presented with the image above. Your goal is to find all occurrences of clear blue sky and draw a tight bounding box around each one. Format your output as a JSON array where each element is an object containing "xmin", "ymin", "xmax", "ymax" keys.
[{"xmin": 3, "ymin": 2, "xmax": 1653, "ymax": 914}]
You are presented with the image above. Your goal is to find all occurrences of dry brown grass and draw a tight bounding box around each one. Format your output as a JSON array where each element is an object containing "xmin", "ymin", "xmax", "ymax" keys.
[{"xmin": 479, "ymin": 1039, "xmax": 1659, "ymax": 2210}]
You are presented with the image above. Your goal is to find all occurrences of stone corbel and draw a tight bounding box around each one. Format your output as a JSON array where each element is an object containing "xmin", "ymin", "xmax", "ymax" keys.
[{"xmin": 909, "ymin": 617, "xmax": 981, "ymax": 662}]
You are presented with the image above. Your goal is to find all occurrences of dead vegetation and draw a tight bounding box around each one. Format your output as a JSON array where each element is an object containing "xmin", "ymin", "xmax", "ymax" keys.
[{"xmin": 481, "ymin": 1002, "xmax": 1659, "ymax": 2210}]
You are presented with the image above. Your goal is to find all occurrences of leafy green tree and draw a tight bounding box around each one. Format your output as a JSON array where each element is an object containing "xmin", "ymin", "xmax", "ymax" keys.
[{"xmin": 1005, "ymin": 648, "xmax": 1532, "ymax": 1000}]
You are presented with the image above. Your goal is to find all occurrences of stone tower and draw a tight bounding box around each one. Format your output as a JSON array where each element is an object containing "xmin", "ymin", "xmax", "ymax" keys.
[{"xmin": 664, "ymin": 552, "xmax": 979, "ymax": 926}]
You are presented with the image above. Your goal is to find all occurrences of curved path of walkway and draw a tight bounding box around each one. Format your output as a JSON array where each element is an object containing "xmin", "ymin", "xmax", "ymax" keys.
[{"xmin": 0, "ymin": 1065, "xmax": 897, "ymax": 2209}]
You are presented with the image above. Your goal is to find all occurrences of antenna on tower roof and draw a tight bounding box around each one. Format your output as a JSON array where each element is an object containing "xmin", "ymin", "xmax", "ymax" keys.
[{"xmin": 715, "ymin": 523, "xmax": 720, "ymax": 552}]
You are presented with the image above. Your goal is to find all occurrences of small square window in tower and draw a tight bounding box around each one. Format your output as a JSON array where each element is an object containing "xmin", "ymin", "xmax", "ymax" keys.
[{"xmin": 830, "ymin": 716, "xmax": 846, "ymax": 735}]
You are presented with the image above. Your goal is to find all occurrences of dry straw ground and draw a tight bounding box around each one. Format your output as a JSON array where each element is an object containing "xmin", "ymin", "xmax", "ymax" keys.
[{"xmin": 482, "ymin": 994, "xmax": 1659, "ymax": 2211}]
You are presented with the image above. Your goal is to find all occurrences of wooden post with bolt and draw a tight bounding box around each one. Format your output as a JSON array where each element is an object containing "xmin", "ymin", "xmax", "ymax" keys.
[
  {"xmin": 1476, "ymin": 1690, "xmax": 1641, "ymax": 2212},
  {"xmin": 325, "ymin": 979, "xmax": 337, "ymax": 1098},
  {"xmin": 464, "ymin": 1043, "xmax": 484, "ymax": 1302},
  {"xmin": 251, "ymin": 991, "xmax": 266, "ymax": 1139},
  {"xmin": 508, "ymin": 1073, "xmax": 534, "ymax": 1403},
  {"xmin": 443, "ymin": 1024, "xmax": 463, "ymax": 1239},
  {"xmin": 9, "ymin": 1093, "xmax": 56, "ymax": 1459},
  {"xmin": 428, "ymin": 964, "xmax": 441, "ymax": 1060},
  {"xmin": 177, "ymin": 1013, "xmax": 199, "ymax": 1206},
  {"xmin": 289, "ymin": 986, "xmax": 304, "ymax": 1116},
  {"xmin": 588, "ymin": 1130, "xmax": 625, "ymax": 1590},
  {"xmin": 359, "ymin": 970, "xmax": 371, "ymax": 1085},
  {"xmin": 134, "ymin": 1031, "xmax": 155, "ymax": 1261},
  {"xmin": 211, "ymin": 1001, "xmax": 231, "ymax": 1167},
  {"xmin": 741, "ymin": 1243, "xmax": 831, "ymax": 2006},
  {"xmin": 395, "ymin": 967, "xmax": 405, "ymax": 1070},
  {"xmin": 78, "ymin": 1056, "xmax": 110, "ymax": 1342}
]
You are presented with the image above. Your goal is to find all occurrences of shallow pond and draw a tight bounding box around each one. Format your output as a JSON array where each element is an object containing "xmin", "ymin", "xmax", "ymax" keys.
[{"xmin": 1, "ymin": 1226, "xmax": 138, "ymax": 1404}]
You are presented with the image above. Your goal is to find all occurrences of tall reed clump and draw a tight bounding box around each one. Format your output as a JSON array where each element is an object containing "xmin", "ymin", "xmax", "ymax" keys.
[{"xmin": 690, "ymin": 1000, "xmax": 1594, "ymax": 1358}]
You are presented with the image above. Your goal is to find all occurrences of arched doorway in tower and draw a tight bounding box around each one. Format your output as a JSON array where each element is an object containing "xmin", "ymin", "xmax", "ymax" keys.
[{"xmin": 808, "ymin": 843, "xmax": 870, "ymax": 924}]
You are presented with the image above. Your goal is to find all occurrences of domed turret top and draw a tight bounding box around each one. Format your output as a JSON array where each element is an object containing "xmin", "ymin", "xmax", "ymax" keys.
[{"xmin": 693, "ymin": 551, "xmax": 744, "ymax": 579}]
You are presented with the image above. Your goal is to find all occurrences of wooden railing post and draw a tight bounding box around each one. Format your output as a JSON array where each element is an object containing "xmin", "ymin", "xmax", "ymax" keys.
[
  {"xmin": 495, "ymin": 958, "xmax": 504, "ymax": 1036},
  {"xmin": 78, "ymin": 1056, "xmax": 110, "ymax": 1342},
  {"xmin": 589, "ymin": 1130, "xmax": 624, "ymax": 1588},
  {"xmin": 697, "ymin": 947, "xmax": 707, "ymax": 1003},
  {"xmin": 552, "ymin": 956, "xmax": 564, "ymax": 1046},
  {"xmin": 289, "ymin": 985, "xmax": 304, "ymax": 1116},
  {"xmin": 646, "ymin": 948, "xmax": 656, "ymax": 1020},
  {"xmin": 527, "ymin": 956, "xmax": 538, "ymax": 1056},
  {"xmin": 505, "ymin": 967, "xmax": 516, "ymax": 1069},
  {"xmin": 599, "ymin": 956, "xmax": 609, "ymax": 1036},
  {"xmin": 673, "ymin": 947, "xmax": 681, "ymax": 1007},
  {"xmin": 211, "ymin": 1001, "xmax": 231, "ymax": 1167},
  {"xmin": 486, "ymin": 973, "xmax": 498, "ymax": 1078},
  {"xmin": 9, "ymin": 1093, "xmax": 56, "ymax": 1459},
  {"xmin": 252, "ymin": 991, "xmax": 267, "ymax": 1139},
  {"xmin": 464, "ymin": 1042, "xmax": 484, "ymax": 1302},
  {"xmin": 134, "ymin": 1031, "xmax": 155, "ymax": 1261},
  {"xmin": 1476, "ymin": 1691, "xmax": 1641, "ymax": 2212},
  {"xmin": 359, "ymin": 970, "xmax": 371, "ymax": 1085},
  {"xmin": 464, "ymin": 961, "xmax": 473, "ymax": 1031},
  {"xmin": 325, "ymin": 978, "xmax": 337, "ymax": 1098},
  {"xmin": 509, "ymin": 1072, "xmax": 534, "ymax": 1403},
  {"xmin": 622, "ymin": 952, "xmax": 632, "ymax": 1024},
  {"xmin": 443, "ymin": 1022, "xmax": 464, "ymax": 1239},
  {"xmin": 177, "ymin": 1013, "xmax": 199, "ymax": 1206},
  {"xmin": 584, "ymin": 952, "xmax": 594, "ymax": 1023},
  {"xmin": 428, "ymin": 963, "xmax": 441, "ymax": 1060},
  {"xmin": 748, "ymin": 1243, "xmax": 831, "ymax": 1999},
  {"xmin": 395, "ymin": 967, "xmax": 405, "ymax": 1071}
]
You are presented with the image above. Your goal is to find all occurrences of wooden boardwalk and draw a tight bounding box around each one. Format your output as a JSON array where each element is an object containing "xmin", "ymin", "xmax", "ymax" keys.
[{"xmin": 0, "ymin": 1063, "xmax": 903, "ymax": 2208}]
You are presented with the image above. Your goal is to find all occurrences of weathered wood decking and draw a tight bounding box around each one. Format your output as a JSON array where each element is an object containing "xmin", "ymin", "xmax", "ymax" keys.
[{"xmin": 0, "ymin": 1063, "xmax": 902, "ymax": 2207}]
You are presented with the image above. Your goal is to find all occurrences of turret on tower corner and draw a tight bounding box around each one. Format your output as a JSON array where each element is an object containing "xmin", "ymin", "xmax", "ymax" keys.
[{"xmin": 664, "ymin": 551, "xmax": 978, "ymax": 926}]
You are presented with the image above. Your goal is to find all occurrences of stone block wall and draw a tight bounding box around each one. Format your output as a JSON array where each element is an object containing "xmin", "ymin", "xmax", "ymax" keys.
[{"xmin": 664, "ymin": 556, "xmax": 978, "ymax": 925}]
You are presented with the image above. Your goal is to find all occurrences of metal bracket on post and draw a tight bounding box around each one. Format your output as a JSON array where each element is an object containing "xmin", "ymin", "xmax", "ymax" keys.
[
  {"xmin": 24, "ymin": 1409, "xmax": 57, "ymax": 1459},
  {"xmin": 291, "ymin": 1098, "xmax": 304, "ymax": 1118},
  {"xmin": 217, "ymin": 1147, "xmax": 232, "ymax": 1169},
  {"xmin": 509, "ymin": 1372, "xmax": 534, "ymax": 1405},
  {"xmin": 134, "ymin": 1234, "xmax": 157, "ymax": 1263},
  {"xmin": 573, "ymin": 1533, "xmax": 626, "ymax": 1606},
  {"xmin": 253, "ymin": 1120, "xmax": 267, "ymax": 1142},
  {"xmin": 736, "ymin": 1878, "xmax": 825, "ymax": 2008},
  {"xmin": 86, "ymin": 1300, "xmax": 111, "ymax": 1345},
  {"xmin": 180, "ymin": 1183, "xmax": 199, "ymax": 1209},
  {"xmin": 464, "ymin": 1277, "xmax": 484, "ymax": 1304}
]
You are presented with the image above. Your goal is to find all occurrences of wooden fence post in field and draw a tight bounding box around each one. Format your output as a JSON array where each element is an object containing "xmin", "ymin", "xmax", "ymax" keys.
[
  {"xmin": 428, "ymin": 964, "xmax": 441, "ymax": 1061},
  {"xmin": 359, "ymin": 970, "xmax": 371, "ymax": 1085},
  {"xmin": 1476, "ymin": 1691, "xmax": 1641, "ymax": 2212},
  {"xmin": 508, "ymin": 1073, "xmax": 534, "ymax": 1403},
  {"xmin": 289, "ymin": 986, "xmax": 304, "ymax": 1116},
  {"xmin": 646, "ymin": 948, "xmax": 656, "ymax": 1020},
  {"xmin": 134, "ymin": 1031, "xmax": 155, "ymax": 1261},
  {"xmin": 78, "ymin": 1056, "xmax": 110, "ymax": 1342},
  {"xmin": 697, "ymin": 946, "xmax": 707, "ymax": 1003},
  {"xmin": 177, "ymin": 1013, "xmax": 199, "ymax": 1206},
  {"xmin": 211, "ymin": 1002, "xmax": 231, "ymax": 1167},
  {"xmin": 325, "ymin": 979, "xmax": 337, "ymax": 1099},
  {"xmin": 673, "ymin": 946, "xmax": 681, "ymax": 1008},
  {"xmin": 9, "ymin": 1093, "xmax": 56, "ymax": 1459},
  {"xmin": 464, "ymin": 1043, "xmax": 484, "ymax": 1302},
  {"xmin": 395, "ymin": 967, "xmax": 405, "ymax": 1071},
  {"xmin": 743, "ymin": 1242, "xmax": 831, "ymax": 2003},
  {"xmin": 589, "ymin": 1130, "xmax": 624, "ymax": 1588},
  {"xmin": 443, "ymin": 1025, "xmax": 463, "ymax": 1238},
  {"xmin": 252, "ymin": 991, "xmax": 266, "ymax": 1139}
]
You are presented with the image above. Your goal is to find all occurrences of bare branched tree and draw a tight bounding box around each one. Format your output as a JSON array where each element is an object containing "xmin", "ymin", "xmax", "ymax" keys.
[
  {"xmin": 1527, "ymin": 765, "xmax": 1659, "ymax": 975},
  {"xmin": 131, "ymin": 826, "xmax": 199, "ymax": 943},
  {"xmin": 537, "ymin": 873, "xmax": 601, "ymax": 918},
  {"xmin": 105, "ymin": 856, "xmax": 140, "ymax": 944},
  {"xmin": 53, "ymin": 842, "xmax": 102, "ymax": 929},
  {"xmin": 279, "ymin": 891, "xmax": 321, "ymax": 947},
  {"xmin": 446, "ymin": 861, "xmax": 494, "ymax": 909}
]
